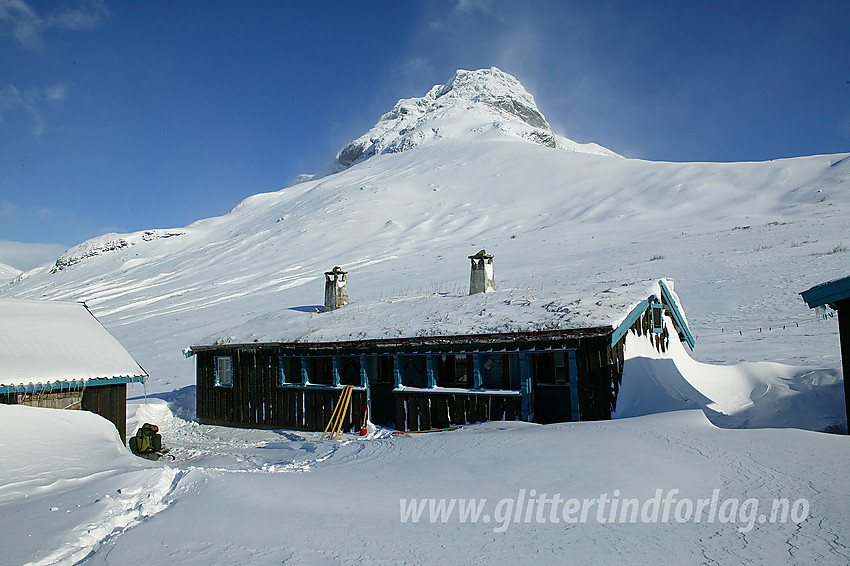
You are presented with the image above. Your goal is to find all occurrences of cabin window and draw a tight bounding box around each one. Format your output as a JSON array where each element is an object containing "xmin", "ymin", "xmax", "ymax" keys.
[
  {"xmin": 507, "ymin": 355, "xmax": 521, "ymax": 390},
  {"xmin": 437, "ymin": 354, "xmax": 472, "ymax": 388},
  {"xmin": 308, "ymin": 357, "xmax": 333, "ymax": 385},
  {"xmin": 652, "ymin": 303, "xmax": 664, "ymax": 334},
  {"xmin": 278, "ymin": 356, "xmax": 286, "ymax": 385},
  {"xmin": 214, "ymin": 356, "xmax": 233, "ymax": 387},
  {"xmin": 554, "ymin": 352, "xmax": 568, "ymax": 384},
  {"xmin": 399, "ymin": 355, "xmax": 427, "ymax": 388},
  {"xmin": 339, "ymin": 357, "xmax": 362, "ymax": 386},
  {"xmin": 481, "ymin": 354, "xmax": 509, "ymax": 389},
  {"xmin": 369, "ymin": 356, "xmax": 394, "ymax": 385},
  {"xmin": 278, "ymin": 356, "xmax": 303, "ymax": 385},
  {"xmin": 533, "ymin": 352, "xmax": 570, "ymax": 385}
]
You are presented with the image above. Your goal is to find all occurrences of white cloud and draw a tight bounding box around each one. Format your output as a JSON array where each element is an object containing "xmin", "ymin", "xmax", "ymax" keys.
[
  {"xmin": 46, "ymin": 0, "xmax": 107, "ymax": 31},
  {"xmin": 0, "ymin": 0, "xmax": 41, "ymax": 49},
  {"xmin": 1, "ymin": 200, "xmax": 21, "ymax": 217},
  {"xmin": 452, "ymin": 0, "xmax": 500, "ymax": 19},
  {"xmin": 838, "ymin": 114, "xmax": 850, "ymax": 139},
  {"xmin": 0, "ymin": 82, "xmax": 68, "ymax": 138},
  {"xmin": 0, "ymin": 240, "xmax": 67, "ymax": 272},
  {"xmin": 35, "ymin": 207, "xmax": 53, "ymax": 219},
  {"xmin": 45, "ymin": 83, "xmax": 67, "ymax": 103},
  {"xmin": 0, "ymin": 0, "xmax": 108, "ymax": 50}
]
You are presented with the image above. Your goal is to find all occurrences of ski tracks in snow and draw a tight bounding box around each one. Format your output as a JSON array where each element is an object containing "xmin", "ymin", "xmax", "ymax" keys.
[
  {"xmin": 612, "ymin": 413, "xmax": 849, "ymax": 564},
  {"xmin": 24, "ymin": 467, "xmax": 183, "ymax": 566}
]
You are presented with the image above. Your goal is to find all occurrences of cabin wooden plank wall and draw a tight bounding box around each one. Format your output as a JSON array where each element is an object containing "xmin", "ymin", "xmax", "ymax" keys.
[
  {"xmin": 572, "ymin": 335, "xmax": 623, "ymax": 421},
  {"xmin": 81, "ymin": 384, "xmax": 128, "ymax": 442},
  {"xmin": 196, "ymin": 350, "xmax": 366, "ymax": 432},
  {"xmin": 1, "ymin": 390, "xmax": 81, "ymax": 409},
  {"xmin": 570, "ymin": 305, "xmax": 671, "ymax": 421},
  {"xmin": 17, "ymin": 391, "xmax": 81, "ymax": 410},
  {"xmin": 394, "ymin": 391, "xmax": 521, "ymax": 432},
  {"xmin": 576, "ymin": 305, "xmax": 671, "ymax": 420},
  {"xmin": 194, "ymin": 323, "xmax": 676, "ymax": 431}
]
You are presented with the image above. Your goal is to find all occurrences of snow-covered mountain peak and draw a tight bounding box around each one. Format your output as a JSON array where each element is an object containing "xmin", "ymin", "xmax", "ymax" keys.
[
  {"xmin": 333, "ymin": 67, "xmax": 618, "ymax": 171},
  {"xmin": 430, "ymin": 67, "xmax": 550, "ymax": 129}
]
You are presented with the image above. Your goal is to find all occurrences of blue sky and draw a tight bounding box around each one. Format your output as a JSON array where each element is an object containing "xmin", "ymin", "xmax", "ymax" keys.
[{"xmin": 1, "ymin": 0, "xmax": 848, "ymax": 269}]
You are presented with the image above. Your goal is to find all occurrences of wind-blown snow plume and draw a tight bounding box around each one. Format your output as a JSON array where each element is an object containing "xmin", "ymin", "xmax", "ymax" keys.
[{"xmin": 333, "ymin": 67, "xmax": 618, "ymax": 171}]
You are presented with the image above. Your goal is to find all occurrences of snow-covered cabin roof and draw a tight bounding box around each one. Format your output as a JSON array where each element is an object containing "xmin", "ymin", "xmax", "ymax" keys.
[
  {"xmin": 190, "ymin": 278, "xmax": 693, "ymax": 350},
  {"xmin": 0, "ymin": 299, "xmax": 147, "ymax": 388},
  {"xmin": 801, "ymin": 275, "xmax": 850, "ymax": 309}
]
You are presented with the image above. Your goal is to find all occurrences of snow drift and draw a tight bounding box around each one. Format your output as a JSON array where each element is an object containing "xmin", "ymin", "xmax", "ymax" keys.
[
  {"xmin": 617, "ymin": 323, "xmax": 846, "ymax": 432},
  {"xmin": 0, "ymin": 404, "xmax": 179, "ymax": 566}
]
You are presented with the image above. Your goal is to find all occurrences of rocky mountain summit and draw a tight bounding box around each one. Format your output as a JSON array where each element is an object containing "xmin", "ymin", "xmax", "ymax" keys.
[{"xmin": 333, "ymin": 67, "xmax": 618, "ymax": 172}]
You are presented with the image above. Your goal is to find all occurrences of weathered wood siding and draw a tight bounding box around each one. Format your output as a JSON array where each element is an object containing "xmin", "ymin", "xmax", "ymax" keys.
[
  {"xmin": 572, "ymin": 335, "xmax": 623, "ymax": 421},
  {"xmin": 194, "ymin": 327, "xmax": 636, "ymax": 431},
  {"xmin": 81, "ymin": 383, "xmax": 128, "ymax": 442},
  {"xmin": 394, "ymin": 391, "xmax": 521, "ymax": 431},
  {"xmin": 630, "ymin": 305, "xmax": 671, "ymax": 353},
  {"xmin": 196, "ymin": 349, "xmax": 366, "ymax": 432},
  {"xmin": 1, "ymin": 391, "xmax": 81, "ymax": 410}
]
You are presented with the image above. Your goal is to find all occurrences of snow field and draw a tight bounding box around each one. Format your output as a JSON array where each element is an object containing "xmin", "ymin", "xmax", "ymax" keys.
[{"xmin": 4, "ymin": 398, "xmax": 848, "ymax": 565}]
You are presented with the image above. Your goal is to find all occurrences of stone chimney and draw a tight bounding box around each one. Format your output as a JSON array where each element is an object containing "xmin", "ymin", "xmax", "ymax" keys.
[
  {"xmin": 324, "ymin": 266, "xmax": 349, "ymax": 311},
  {"xmin": 468, "ymin": 250, "xmax": 495, "ymax": 294}
]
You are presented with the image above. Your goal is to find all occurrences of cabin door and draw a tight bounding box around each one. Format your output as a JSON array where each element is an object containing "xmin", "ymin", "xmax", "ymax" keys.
[
  {"xmin": 368, "ymin": 356, "xmax": 395, "ymax": 426},
  {"xmin": 532, "ymin": 351, "xmax": 577, "ymax": 423}
]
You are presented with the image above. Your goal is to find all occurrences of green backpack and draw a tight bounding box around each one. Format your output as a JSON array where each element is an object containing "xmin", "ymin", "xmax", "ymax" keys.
[{"xmin": 129, "ymin": 423, "xmax": 162, "ymax": 455}]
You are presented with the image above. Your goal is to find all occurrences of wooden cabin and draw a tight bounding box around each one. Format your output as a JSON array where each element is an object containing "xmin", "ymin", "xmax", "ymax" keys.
[
  {"xmin": 188, "ymin": 279, "xmax": 694, "ymax": 432},
  {"xmin": 0, "ymin": 298, "xmax": 148, "ymax": 441}
]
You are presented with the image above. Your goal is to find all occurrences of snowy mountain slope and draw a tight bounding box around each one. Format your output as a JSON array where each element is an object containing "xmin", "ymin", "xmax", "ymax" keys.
[
  {"xmin": 0, "ymin": 261, "xmax": 21, "ymax": 283},
  {"xmin": 1, "ymin": 70, "xmax": 848, "ymax": 417}
]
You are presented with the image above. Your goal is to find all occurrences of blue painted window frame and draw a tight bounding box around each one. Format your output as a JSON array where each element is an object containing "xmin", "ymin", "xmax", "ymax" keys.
[
  {"xmin": 277, "ymin": 355, "xmax": 287, "ymax": 386},
  {"xmin": 651, "ymin": 303, "xmax": 664, "ymax": 334}
]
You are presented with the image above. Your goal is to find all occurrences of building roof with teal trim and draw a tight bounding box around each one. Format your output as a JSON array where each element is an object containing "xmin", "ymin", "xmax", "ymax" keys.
[
  {"xmin": 801, "ymin": 275, "xmax": 850, "ymax": 309},
  {"xmin": 0, "ymin": 298, "xmax": 147, "ymax": 392}
]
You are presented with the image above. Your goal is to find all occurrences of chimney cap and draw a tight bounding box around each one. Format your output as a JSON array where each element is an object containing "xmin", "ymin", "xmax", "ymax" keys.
[
  {"xmin": 325, "ymin": 266, "xmax": 347, "ymax": 276},
  {"xmin": 468, "ymin": 249, "xmax": 493, "ymax": 260}
]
